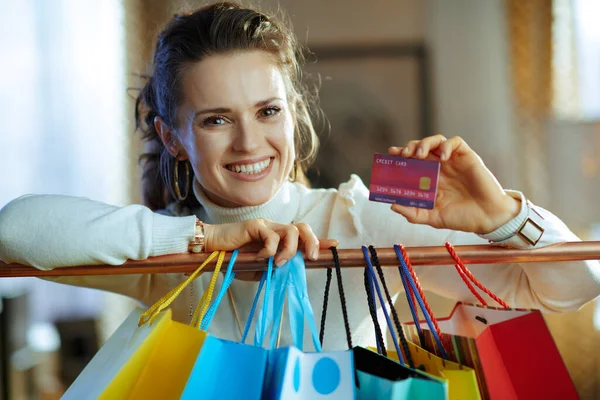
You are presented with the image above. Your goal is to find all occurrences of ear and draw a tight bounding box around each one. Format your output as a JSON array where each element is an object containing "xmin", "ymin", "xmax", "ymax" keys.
[{"xmin": 154, "ymin": 116, "xmax": 187, "ymax": 159}]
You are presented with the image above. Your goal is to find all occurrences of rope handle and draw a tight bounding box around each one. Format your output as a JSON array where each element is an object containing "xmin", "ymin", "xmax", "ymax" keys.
[
  {"xmin": 241, "ymin": 268, "xmax": 268, "ymax": 344},
  {"xmin": 368, "ymin": 245, "xmax": 415, "ymax": 369},
  {"xmin": 138, "ymin": 250, "xmax": 221, "ymax": 326},
  {"xmin": 190, "ymin": 251, "xmax": 226, "ymax": 328},
  {"xmin": 398, "ymin": 245, "xmax": 445, "ymax": 340},
  {"xmin": 362, "ymin": 252, "xmax": 387, "ymax": 356},
  {"xmin": 319, "ymin": 262, "xmax": 333, "ymax": 346},
  {"xmin": 395, "ymin": 244, "xmax": 449, "ymax": 359},
  {"xmin": 319, "ymin": 247, "xmax": 353, "ymax": 349},
  {"xmin": 445, "ymin": 242, "xmax": 510, "ymax": 309},
  {"xmin": 200, "ymin": 250, "xmax": 239, "ymax": 331}
]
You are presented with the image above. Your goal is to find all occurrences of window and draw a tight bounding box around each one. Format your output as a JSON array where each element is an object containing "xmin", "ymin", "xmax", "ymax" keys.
[{"xmin": 0, "ymin": 0, "xmax": 127, "ymax": 325}]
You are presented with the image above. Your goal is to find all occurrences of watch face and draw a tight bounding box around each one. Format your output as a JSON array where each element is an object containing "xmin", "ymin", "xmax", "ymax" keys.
[{"xmin": 304, "ymin": 55, "xmax": 424, "ymax": 189}]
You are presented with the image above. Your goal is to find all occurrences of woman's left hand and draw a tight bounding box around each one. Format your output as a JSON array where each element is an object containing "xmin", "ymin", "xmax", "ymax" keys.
[{"xmin": 388, "ymin": 134, "xmax": 520, "ymax": 234}]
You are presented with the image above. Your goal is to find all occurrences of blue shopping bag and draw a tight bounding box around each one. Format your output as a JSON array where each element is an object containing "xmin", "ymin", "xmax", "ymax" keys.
[
  {"xmin": 261, "ymin": 251, "xmax": 356, "ymax": 400},
  {"xmin": 181, "ymin": 251, "xmax": 272, "ymax": 400},
  {"xmin": 181, "ymin": 335, "xmax": 269, "ymax": 399}
]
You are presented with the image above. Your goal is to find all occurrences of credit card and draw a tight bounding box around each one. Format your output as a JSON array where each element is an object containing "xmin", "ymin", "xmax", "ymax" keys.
[{"xmin": 368, "ymin": 153, "xmax": 440, "ymax": 209}]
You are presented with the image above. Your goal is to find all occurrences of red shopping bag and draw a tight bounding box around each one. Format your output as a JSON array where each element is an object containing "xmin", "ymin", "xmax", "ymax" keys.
[
  {"xmin": 397, "ymin": 243, "xmax": 579, "ymax": 400},
  {"xmin": 403, "ymin": 302, "xmax": 578, "ymax": 399}
]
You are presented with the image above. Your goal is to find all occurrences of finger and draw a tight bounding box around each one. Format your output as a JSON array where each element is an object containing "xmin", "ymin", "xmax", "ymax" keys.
[
  {"xmin": 247, "ymin": 221, "xmax": 280, "ymax": 260},
  {"xmin": 294, "ymin": 222, "xmax": 320, "ymax": 261},
  {"xmin": 388, "ymin": 146, "xmax": 404, "ymax": 156},
  {"xmin": 439, "ymin": 136, "xmax": 468, "ymax": 161},
  {"xmin": 414, "ymin": 134, "xmax": 447, "ymax": 159},
  {"xmin": 401, "ymin": 140, "xmax": 420, "ymax": 158},
  {"xmin": 390, "ymin": 203, "xmax": 433, "ymax": 226},
  {"xmin": 271, "ymin": 223, "xmax": 300, "ymax": 267},
  {"xmin": 299, "ymin": 238, "xmax": 339, "ymax": 259}
]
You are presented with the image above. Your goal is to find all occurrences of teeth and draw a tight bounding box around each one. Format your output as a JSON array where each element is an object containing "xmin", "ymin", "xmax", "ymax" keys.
[{"xmin": 227, "ymin": 158, "xmax": 271, "ymax": 174}]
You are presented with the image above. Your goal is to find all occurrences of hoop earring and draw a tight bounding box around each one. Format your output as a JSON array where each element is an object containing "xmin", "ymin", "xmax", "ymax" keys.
[
  {"xmin": 173, "ymin": 159, "xmax": 190, "ymax": 201},
  {"xmin": 288, "ymin": 163, "xmax": 297, "ymax": 182}
]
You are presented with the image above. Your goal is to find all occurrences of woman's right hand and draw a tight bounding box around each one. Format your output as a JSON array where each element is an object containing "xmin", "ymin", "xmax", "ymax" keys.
[{"xmin": 203, "ymin": 219, "xmax": 337, "ymax": 281}]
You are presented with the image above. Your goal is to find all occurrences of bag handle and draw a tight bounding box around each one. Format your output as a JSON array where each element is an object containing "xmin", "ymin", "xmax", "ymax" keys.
[
  {"xmin": 285, "ymin": 251, "xmax": 322, "ymax": 352},
  {"xmin": 398, "ymin": 253, "xmax": 425, "ymax": 347},
  {"xmin": 361, "ymin": 246, "xmax": 407, "ymax": 365},
  {"xmin": 138, "ymin": 250, "xmax": 222, "ymax": 326},
  {"xmin": 263, "ymin": 256, "xmax": 288, "ymax": 348},
  {"xmin": 363, "ymin": 252, "xmax": 387, "ymax": 356},
  {"xmin": 319, "ymin": 259, "xmax": 334, "ymax": 347},
  {"xmin": 367, "ymin": 246, "xmax": 415, "ymax": 369},
  {"xmin": 257, "ymin": 251, "xmax": 323, "ymax": 351},
  {"xmin": 240, "ymin": 261, "xmax": 271, "ymax": 344},
  {"xmin": 199, "ymin": 250, "xmax": 239, "ymax": 330},
  {"xmin": 253, "ymin": 257, "xmax": 275, "ymax": 347},
  {"xmin": 394, "ymin": 244, "xmax": 449, "ymax": 359},
  {"xmin": 319, "ymin": 247, "xmax": 353, "ymax": 350},
  {"xmin": 190, "ymin": 251, "xmax": 226, "ymax": 328},
  {"xmin": 445, "ymin": 242, "xmax": 510, "ymax": 309}
]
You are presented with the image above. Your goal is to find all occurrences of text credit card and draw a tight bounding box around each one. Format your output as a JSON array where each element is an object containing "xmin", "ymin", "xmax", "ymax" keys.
[{"xmin": 368, "ymin": 153, "xmax": 440, "ymax": 209}]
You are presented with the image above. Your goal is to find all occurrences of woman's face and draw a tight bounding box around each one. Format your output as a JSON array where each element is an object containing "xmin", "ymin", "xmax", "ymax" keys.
[{"xmin": 167, "ymin": 51, "xmax": 296, "ymax": 208}]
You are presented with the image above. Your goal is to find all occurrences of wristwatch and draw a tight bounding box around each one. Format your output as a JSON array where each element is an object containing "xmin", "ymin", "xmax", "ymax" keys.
[
  {"xmin": 516, "ymin": 203, "xmax": 545, "ymax": 246},
  {"xmin": 479, "ymin": 191, "xmax": 545, "ymax": 248}
]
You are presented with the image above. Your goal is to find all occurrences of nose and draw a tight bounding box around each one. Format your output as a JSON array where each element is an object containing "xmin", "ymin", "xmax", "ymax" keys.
[{"xmin": 231, "ymin": 119, "xmax": 261, "ymax": 153}]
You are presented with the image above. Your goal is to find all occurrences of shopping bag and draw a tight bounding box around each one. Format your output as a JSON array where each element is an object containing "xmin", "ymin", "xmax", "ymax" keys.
[
  {"xmin": 373, "ymin": 244, "xmax": 481, "ymax": 400},
  {"xmin": 181, "ymin": 334, "xmax": 269, "ymax": 399},
  {"xmin": 62, "ymin": 307, "xmax": 206, "ymax": 400},
  {"xmin": 62, "ymin": 251, "xmax": 222, "ymax": 400},
  {"xmin": 396, "ymin": 243, "xmax": 578, "ymax": 400},
  {"xmin": 351, "ymin": 246, "xmax": 447, "ymax": 399},
  {"xmin": 371, "ymin": 342, "xmax": 480, "ymax": 400},
  {"xmin": 261, "ymin": 251, "xmax": 356, "ymax": 400},
  {"xmin": 354, "ymin": 346, "xmax": 447, "ymax": 400},
  {"xmin": 403, "ymin": 303, "xmax": 579, "ymax": 400},
  {"xmin": 266, "ymin": 345, "xmax": 356, "ymax": 399},
  {"xmin": 181, "ymin": 251, "xmax": 270, "ymax": 400}
]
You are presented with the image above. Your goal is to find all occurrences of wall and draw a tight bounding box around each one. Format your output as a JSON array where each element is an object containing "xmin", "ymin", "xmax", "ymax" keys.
[
  {"xmin": 257, "ymin": 0, "xmax": 425, "ymax": 44},
  {"xmin": 425, "ymin": 0, "xmax": 519, "ymax": 190}
]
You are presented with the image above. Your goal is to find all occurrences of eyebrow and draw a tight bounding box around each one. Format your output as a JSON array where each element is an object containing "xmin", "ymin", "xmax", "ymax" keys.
[{"xmin": 192, "ymin": 97, "xmax": 284, "ymax": 119}]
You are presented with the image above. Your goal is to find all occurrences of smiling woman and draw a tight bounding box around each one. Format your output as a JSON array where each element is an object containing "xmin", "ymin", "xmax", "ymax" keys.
[
  {"xmin": 0, "ymin": 1, "xmax": 599, "ymax": 351},
  {"xmin": 135, "ymin": 8, "xmax": 318, "ymax": 213},
  {"xmin": 154, "ymin": 52, "xmax": 297, "ymax": 208}
]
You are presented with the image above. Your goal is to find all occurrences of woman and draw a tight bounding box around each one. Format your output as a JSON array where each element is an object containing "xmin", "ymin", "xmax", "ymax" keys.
[{"xmin": 1, "ymin": 2, "xmax": 598, "ymax": 350}]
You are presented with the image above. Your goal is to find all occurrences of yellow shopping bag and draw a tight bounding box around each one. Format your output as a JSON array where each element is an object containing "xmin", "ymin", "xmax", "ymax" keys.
[
  {"xmin": 370, "ymin": 341, "xmax": 481, "ymax": 400},
  {"xmin": 116, "ymin": 311, "xmax": 208, "ymax": 399},
  {"xmin": 63, "ymin": 251, "xmax": 224, "ymax": 400}
]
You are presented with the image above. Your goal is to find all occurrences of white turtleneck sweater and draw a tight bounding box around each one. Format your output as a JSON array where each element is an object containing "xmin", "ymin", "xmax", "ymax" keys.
[{"xmin": 1, "ymin": 175, "xmax": 599, "ymax": 350}]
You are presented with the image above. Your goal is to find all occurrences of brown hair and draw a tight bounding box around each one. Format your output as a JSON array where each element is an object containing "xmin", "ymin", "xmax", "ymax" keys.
[{"xmin": 135, "ymin": 2, "xmax": 319, "ymax": 211}]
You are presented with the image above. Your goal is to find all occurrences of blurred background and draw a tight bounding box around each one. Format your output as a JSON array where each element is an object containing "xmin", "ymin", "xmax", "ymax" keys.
[{"xmin": 1, "ymin": 0, "xmax": 600, "ymax": 398}]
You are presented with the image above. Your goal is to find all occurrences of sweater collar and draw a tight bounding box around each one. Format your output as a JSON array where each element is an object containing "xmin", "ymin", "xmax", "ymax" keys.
[{"xmin": 192, "ymin": 179, "xmax": 300, "ymax": 225}]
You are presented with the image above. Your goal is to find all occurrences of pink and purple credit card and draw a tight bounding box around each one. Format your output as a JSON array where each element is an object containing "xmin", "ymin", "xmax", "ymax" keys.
[{"xmin": 369, "ymin": 153, "xmax": 440, "ymax": 209}]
